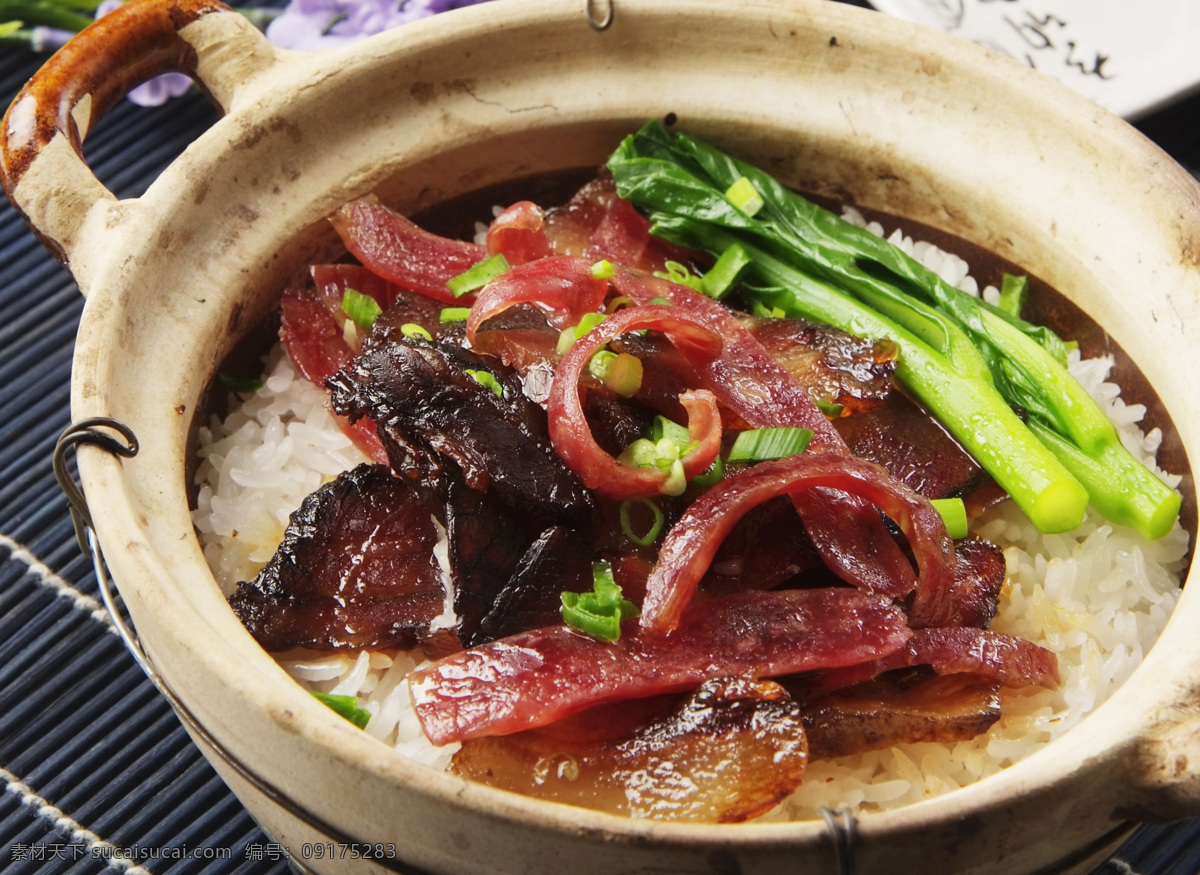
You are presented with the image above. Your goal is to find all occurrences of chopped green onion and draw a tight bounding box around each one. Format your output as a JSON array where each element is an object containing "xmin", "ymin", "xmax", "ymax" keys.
[
  {"xmin": 591, "ymin": 259, "xmax": 617, "ymax": 280},
  {"xmin": 653, "ymin": 260, "xmax": 703, "ymax": 291},
  {"xmin": 439, "ymin": 306, "xmax": 471, "ymax": 322},
  {"xmin": 660, "ymin": 459, "xmax": 687, "ymax": 496},
  {"xmin": 619, "ymin": 496, "xmax": 665, "ymax": 546},
  {"xmin": 556, "ymin": 311, "xmax": 607, "ymax": 354},
  {"xmin": 341, "ymin": 287, "xmax": 382, "ymax": 329},
  {"xmin": 930, "ymin": 497, "xmax": 969, "ymax": 539},
  {"xmin": 588, "ymin": 349, "xmax": 643, "ymax": 397},
  {"xmin": 312, "ymin": 692, "xmax": 371, "ymax": 729},
  {"xmin": 617, "ymin": 415, "xmax": 714, "ymax": 494},
  {"xmin": 217, "ymin": 372, "xmax": 263, "ymax": 394},
  {"xmin": 465, "ymin": 368, "xmax": 503, "ymax": 398},
  {"xmin": 725, "ymin": 176, "xmax": 764, "ymax": 216},
  {"xmin": 648, "ymin": 296, "xmax": 675, "ymax": 306},
  {"xmin": 699, "ymin": 242, "xmax": 752, "ymax": 299},
  {"xmin": 401, "ymin": 322, "xmax": 432, "ymax": 341},
  {"xmin": 997, "ymin": 273, "xmax": 1028, "ymax": 319},
  {"xmin": 618, "ymin": 438, "xmax": 660, "ymax": 469},
  {"xmin": 446, "ymin": 253, "xmax": 510, "ymax": 298},
  {"xmin": 689, "ymin": 453, "xmax": 724, "ymax": 487},
  {"xmin": 815, "ymin": 398, "xmax": 845, "ymax": 418},
  {"xmin": 561, "ymin": 560, "xmax": 640, "ymax": 642},
  {"xmin": 727, "ymin": 427, "xmax": 813, "ymax": 462},
  {"xmin": 648, "ymin": 414, "xmax": 689, "ymax": 446}
]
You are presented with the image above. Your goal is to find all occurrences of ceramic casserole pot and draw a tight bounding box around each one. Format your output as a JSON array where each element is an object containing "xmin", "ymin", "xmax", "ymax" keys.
[{"xmin": 3, "ymin": 0, "xmax": 1199, "ymax": 872}]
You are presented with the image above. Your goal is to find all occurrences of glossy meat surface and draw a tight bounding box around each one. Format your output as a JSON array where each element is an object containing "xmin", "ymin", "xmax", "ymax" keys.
[
  {"xmin": 229, "ymin": 464, "xmax": 448, "ymax": 651},
  {"xmin": 410, "ymin": 587, "xmax": 910, "ymax": 744},
  {"xmin": 451, "ymin": 677, "xmax": 808, "ymax": 822}
]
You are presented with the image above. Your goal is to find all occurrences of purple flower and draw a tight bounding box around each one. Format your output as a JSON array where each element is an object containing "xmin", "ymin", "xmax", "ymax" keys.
[
  {"xmin": 56, "ymin": 0, "xmax": 495, "ymax": 105},
  {"xmin": 29, "ymin": 26, "xmax": 76, "ymax": 52},
  {"xmin": 267, "ymin": 0, "xmax": 495, "ymax": 51}
]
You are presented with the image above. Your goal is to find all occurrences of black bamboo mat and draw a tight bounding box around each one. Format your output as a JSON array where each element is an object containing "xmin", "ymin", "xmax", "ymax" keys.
[{"xmin": 1, "ymin": 3, "xmax": 1199, "ymax": 873}]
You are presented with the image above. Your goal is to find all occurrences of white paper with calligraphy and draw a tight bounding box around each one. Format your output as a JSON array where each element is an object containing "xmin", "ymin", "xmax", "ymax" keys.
[{"xmin": 868, "ymin": 0, "xmax": 1200, "ymax": 118}]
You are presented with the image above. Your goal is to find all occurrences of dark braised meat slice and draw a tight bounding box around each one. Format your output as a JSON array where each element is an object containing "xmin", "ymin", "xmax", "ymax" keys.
[
  {"xmin": 937, "ymin": 537, "xmax": 1006, "ymax": 629},
  {"xmin": 450, "ymin": 677, "xmax": 808, "ymax": 823},
  {"xmin": 327, "ymin": 335, "xmax": 594, "ymax": 527},
  {"xmin": 701, "ymin": 495, "xmax": 824, "ymax": 596},
  {"xmin": 475, "ymin": 525, "xmax": 595, "ymax": 645},
  {"xmin": 440, "ymin": 476, "xmax": 534, "ymax": 647},
  {"xmin": 745, "ymin": 315, "xmax": 897, "ymax": 416},
  {"xmin": 834, "ymin": 390, "xmax": 986, "ymax": 500},
  {"xmin": 804, "ymin": 673, "xmax": 1003, "ymax": 759},
  {"xmin": 229, "ymin": 464, "xmax": 451, "ymax": 652}
]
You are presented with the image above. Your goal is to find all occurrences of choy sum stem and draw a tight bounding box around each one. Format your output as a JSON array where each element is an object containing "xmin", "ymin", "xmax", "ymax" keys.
[{"xmin": 607, "ymin": 120, "xmax": 1180, "ymax": 540}]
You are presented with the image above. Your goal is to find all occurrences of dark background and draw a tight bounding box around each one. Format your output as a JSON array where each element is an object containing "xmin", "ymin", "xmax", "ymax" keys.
[{"xmin": 1, "ymin": 1, "xmax": 1197, "ymax": 872}]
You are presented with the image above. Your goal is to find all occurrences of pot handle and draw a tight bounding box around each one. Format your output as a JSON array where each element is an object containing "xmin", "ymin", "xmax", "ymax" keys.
[{"xmin": 0, "ymin": 0, "xmax": 273, "ymax": 283}]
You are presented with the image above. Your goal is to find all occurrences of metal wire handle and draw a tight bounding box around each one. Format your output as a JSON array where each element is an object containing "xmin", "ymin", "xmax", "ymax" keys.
[
  {"xmin": 53, "ymin": 417, "xmax": 139, "ymax": 553},
  {"xmin": 584, "ymin": 0, "xmax": 613, "ymax": 31},
  {"xmin": 819, "ymin": 805, "xmax": 859, "ymax": 875},
  {"xmin": 51, "ymin": 418, "xmax": 426, "ymax": 874}
]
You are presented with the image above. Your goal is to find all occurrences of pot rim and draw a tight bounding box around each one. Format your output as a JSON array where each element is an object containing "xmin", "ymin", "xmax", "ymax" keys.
[{"xmin": 27, "ymin": 0, "xmax": 1200, "ymax": 862}]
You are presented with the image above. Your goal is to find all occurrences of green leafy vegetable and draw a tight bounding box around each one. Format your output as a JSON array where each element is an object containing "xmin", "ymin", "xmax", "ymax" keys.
[
  {"xmin": 447, "ymin": 252, "xmax": 510, "ymax": 298},
  {"xmin": 341, "ymin": 287, "xmax": 382, "ymax": 329},
  {"xmin": 997, "ymin": 273, "xmax": 1028, "ymax": 319},
  {"xmin": 0, "ymin": 0, "xmax": 93, "ymax": 31},
  {"xmin": 607, "ymin": 120, "xmax": 1180, "ymax": 539},
  {"xmin": 313, "ymin": 692, "xmax": 371, "ymax": 729},
  {"xmin": 561, "ymin": 561, "xmax": 640, "ymax": 642}
]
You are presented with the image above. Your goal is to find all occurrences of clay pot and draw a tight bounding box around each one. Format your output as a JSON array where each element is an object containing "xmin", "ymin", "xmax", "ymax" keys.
[{"xmin": 3, "ymin": 0, "xmax": 1198, "ymax": 872}]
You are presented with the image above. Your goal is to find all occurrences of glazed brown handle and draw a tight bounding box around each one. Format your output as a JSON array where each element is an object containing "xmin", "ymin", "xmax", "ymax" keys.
[{"xmin": 0, "ymin": 0, "xmax": 269, "ymax": 277}]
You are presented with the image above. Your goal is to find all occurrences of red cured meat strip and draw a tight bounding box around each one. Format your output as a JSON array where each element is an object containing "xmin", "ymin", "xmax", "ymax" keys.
[
  {"xmin": 465, "ymin": 255, "xmax": 608, "ymax": 343},
  {"xmin": 547, "ymin": 304, "xmax": 724, "ymax": 498},
  {"xmin": 640, "ymin": 453, "xmax": 955, "ymax": 636},
  {"xmin": 331, "ymin": 195, "xmax": 487, "ymax": 303},
  {"xmin": 486, "ymin": 200, "xmax": 554, "ymax": 265},
  {"xmin": 409, "ymin": 587, "xmax": 910, "ymax": 744},
  {"xmin": 805, "ymin": 626, "xmax": 1061, "ymax": 697}
]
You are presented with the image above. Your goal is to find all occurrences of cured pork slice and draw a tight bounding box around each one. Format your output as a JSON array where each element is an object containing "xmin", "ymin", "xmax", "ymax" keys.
[
  {"xmin": 804, "ymin": 674, "xmax": 1003, "ymax": 759},
  {"xmin": 229, "ymin": 464, "xmax": 450, "ymax": 652},
  {"xmin": 328, "ymin": 335, "xmax": 594, "ymax": 527},
  {"xmin": 451, "ymin": 677, "xmax": 808, "ymax": 822}
]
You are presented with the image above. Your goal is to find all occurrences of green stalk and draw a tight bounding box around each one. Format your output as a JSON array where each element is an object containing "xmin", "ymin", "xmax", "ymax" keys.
[
  {"xmin": 660, "ymin": 220, "xmax": 1088, "ymax": 534},
  {"xmin": 0, "ymin": 0, "xmax": 92, "ymax": 30},
  {"xmin": 609, "ymin": 120, "xmax": 1181, "ymax": 540}
]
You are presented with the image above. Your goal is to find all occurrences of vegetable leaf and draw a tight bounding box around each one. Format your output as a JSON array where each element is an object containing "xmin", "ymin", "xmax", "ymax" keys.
[{"xmin": 608, "ymin": 120, "xmax": 1181, "ymax": 539}]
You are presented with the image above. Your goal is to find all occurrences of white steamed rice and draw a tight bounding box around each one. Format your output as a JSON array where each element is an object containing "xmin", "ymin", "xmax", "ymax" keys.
[{"xmin": 190, "ymin": 216, "xmax": 1191, "ymax": 816}]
